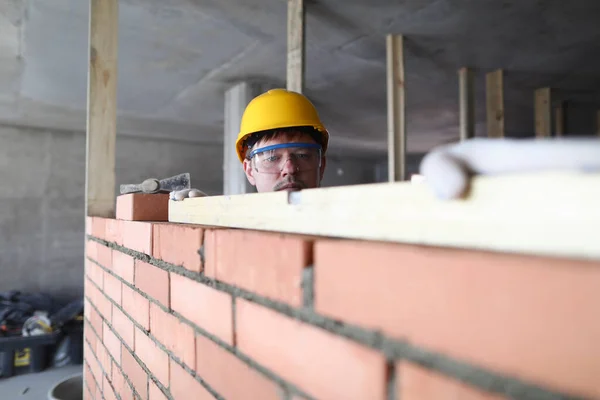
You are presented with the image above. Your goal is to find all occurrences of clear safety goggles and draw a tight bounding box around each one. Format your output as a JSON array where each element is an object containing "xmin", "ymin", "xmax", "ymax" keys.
[{"xmin": 248, "ymin": 143, "xmax": 322, "ymax": 174}]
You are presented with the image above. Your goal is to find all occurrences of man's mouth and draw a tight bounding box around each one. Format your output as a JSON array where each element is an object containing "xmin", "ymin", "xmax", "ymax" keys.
[{"xmin": 275, "ymin": 181, "xmax": 305, "ymax": 191}]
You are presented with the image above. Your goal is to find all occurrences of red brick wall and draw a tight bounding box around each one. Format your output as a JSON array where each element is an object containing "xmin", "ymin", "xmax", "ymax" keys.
[{"xmin": 84, "ymin": 216, "xmax": 600, "ymax": 400}]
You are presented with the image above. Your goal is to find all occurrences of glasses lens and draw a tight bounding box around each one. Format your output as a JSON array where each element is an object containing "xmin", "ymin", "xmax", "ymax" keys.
[{"xmin": 251, "ymin": 144, "xmax": 321, "ymax": 174}]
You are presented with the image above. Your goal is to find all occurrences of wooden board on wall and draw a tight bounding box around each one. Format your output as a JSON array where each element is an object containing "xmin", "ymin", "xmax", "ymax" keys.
[
  {"xmin": 486, "ymin": 69, "xmax": 504, "ymax": 138},
  {"xmin": 86, "ymin": 0, "xmax": 118, "ymax": 217},
  {"xmin": 169, "ymin": 172, "xmax": 600, "ymax": 262}
]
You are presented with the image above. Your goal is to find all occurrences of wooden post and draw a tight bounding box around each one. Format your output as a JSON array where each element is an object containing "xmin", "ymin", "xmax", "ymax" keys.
[
  {"xmin": 535, "ymin": 87, "xmax": 551, "ymax": 137},
  {"xmin": 287, "ymin": 0, "xmax": 305, "ymax": 93},
  {"xmin": 459, "ymin": 67, "xmax": 475, "ymax": 141},
  {"xmin": 386, "ymin": 34, "xmax": 406, "ymax": 182},
  {"xmin": 85, "ymin": 0, "xmax": 118, "ymax": 217},
  {"xmin": 486, "ymin": 69, "xmax": 504, "ymax": 138},
  {"xmin": 555, "ymin": 102, "xmax": 565, "ymax": 137}
]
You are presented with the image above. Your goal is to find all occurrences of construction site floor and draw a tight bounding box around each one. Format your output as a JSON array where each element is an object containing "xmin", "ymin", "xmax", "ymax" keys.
[{"xmin": 0, "ymin": 364, "xmax": 82, "ymax": 400}]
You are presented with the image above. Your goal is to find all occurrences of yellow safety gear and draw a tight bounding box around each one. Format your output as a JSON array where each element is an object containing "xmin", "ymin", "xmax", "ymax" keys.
[{"xmin": 235, "ymin": 88, "xmax": 329, "ymax": 163}]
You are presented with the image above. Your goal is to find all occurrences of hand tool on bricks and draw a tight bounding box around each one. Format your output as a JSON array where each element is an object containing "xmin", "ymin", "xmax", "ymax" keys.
[{"xmin": 119, "ymin": 173, "xmax": 191, "ymax": 195}]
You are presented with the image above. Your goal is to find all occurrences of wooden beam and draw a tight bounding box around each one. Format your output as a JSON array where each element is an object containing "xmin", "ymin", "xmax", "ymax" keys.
[
  {"xmin": 286, "ymin": 0, "xmax": 305, "ymax": 93},
  {"xmin": 169, "ymin": 172, "xmax": 600, "ymax": 262},
  {"xmin": 535, "ymin": 87, "xmax": 552, "ymax": 137},
  {"xmin": 386, "ymin": 34, "xmax": 406, "ymax": 182},
  {"xmin": 86, "ymin": 0, "xmax": 118, "ymax": 217},
  {"xmin": 459, "ymin": 67, "xmax": 475, "ymax": 141},
  {"xmin": 555, "ymin": 102, "xmax": 565, "ymax": 137},
  {"xmin": 486, "ymin": 69, "xmax": 504, "ymax": 138}
]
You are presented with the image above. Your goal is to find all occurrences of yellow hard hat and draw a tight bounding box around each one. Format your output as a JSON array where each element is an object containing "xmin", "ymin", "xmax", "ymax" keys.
[{"xmin": 235, "ymin": 88, "xmax": 329, "ymax": 163}]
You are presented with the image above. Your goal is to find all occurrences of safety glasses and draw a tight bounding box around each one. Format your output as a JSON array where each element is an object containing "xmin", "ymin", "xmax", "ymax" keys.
[{"xmin": 248, "ymin": 143, "xmax": 322, "ymax": 174}]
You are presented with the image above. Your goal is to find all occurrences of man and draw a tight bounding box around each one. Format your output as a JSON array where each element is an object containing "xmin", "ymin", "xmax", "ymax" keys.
[{"xmin": 171, "ymin": 88, "xmax": 328, "ymax": 200}]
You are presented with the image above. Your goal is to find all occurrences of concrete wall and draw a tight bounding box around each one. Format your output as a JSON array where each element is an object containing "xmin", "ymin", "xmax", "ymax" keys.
[
  {"xmin": 0, "ymin": 125, "xmax": 223, "ymax": 303},
  {"xmin": 0, "ymin": 124, "xmax": 379, "ymax": 303}
]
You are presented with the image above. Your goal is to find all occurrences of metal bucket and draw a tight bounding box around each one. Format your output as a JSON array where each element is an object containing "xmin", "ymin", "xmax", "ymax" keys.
[{"xmin": 47, "ymin": 372, "xmax": 83, "ymax": 400}]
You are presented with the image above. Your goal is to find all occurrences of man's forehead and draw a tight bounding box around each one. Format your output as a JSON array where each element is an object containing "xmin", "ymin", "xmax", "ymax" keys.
[{"xmin": 259, "ymin": 130, "xmax": 317, "ymax": 144}]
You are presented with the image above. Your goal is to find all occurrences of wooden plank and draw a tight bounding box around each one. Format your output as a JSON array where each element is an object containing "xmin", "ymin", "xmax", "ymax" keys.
[
  {"xmin": 555, "ymin": 102, "xmax": 565, "ymax": 137},
  {"xmin": 86, "ymin": 0, "xmax": 118, "ymax": 217},
  {"xmin": 286, "ymin": 0, "xmax": 305, "ymax": 93},
  {"xmin": 459, "ymin": 67, "xmax": 475, "ymax": 141},
  {"xmin": 386, "ymin": 34, "xmax": 406, "ymax": 181},
  {"xmin": 486, "ymin": 69, "xmax": 504, "ymax": 138},
  {"xmin": 169, "ymin": 172, "xmax": 600, "ymax": 262},
  {"xmin": 535, "ymin": 87, "xmax": 551, "ymax": 137}
]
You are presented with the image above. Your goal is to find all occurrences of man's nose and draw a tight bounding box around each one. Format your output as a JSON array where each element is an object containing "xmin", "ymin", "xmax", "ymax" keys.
[{"xmin": 280, "ymin": 157, "xmax": 298, "ymax": 175}]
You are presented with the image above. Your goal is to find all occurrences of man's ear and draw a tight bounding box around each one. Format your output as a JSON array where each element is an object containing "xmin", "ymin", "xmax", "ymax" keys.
[
  {"xmin": 243, "ymin": 159, "xmax": 257, "ymax": 186},
  {"xmin": 319, "ymin": 156, "xmax": 327, "ymax": 181}
]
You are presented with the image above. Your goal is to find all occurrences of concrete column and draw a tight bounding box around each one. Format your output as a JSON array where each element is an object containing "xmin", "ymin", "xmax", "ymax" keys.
[{"xmin": 223, "ymin": 82, "xmax": 260, "ymax": 195}]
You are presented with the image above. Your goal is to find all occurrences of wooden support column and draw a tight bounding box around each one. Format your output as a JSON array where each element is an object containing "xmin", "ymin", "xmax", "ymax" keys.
[
  {"xmin": 486, "ymin": 69, "xmax": 504, "ymax": 138},
  {"xmin": 459, "ymin": 67, "xmax": 475, "ymax": 141},
  {"xmin": 535, "ymin": 87, "xmax": 551, "ymax": 137},
  {"xmin": 386, "ymin": 34, "xmax": 406, "ymax": 182},
  {"xmin": 86, "ymin": 0, "xmax": 119, "ymax": 217},
  {"xmin": 287, "ymin": 0, "xmax": 305, "ymax": 93},
  {"xmin": 555, "ymin": 102, "xmax": 565, "ymax": 137}
]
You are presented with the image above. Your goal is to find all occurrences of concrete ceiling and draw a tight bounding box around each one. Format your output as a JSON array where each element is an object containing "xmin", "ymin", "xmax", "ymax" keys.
[{"xmin": 2, "ymin": 0, "xmax": 600, "ymax": 157}]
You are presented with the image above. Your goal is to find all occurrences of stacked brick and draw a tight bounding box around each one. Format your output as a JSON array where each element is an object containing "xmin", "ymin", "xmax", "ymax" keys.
[{"xmin": 84, "ymin": 209, "xmax": 600, "ymax": 400}]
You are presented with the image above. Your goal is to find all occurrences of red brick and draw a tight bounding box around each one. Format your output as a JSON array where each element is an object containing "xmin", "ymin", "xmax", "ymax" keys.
[
  {"xmin": 86, "ymin": 340, "xmax": 103, "ymax": 385},
  {"xmin": 116, "ymin": 193, "xmax": 169, "ymax": 221},
  {"xmin": 195, "ymin": 333, "xmax": 280, "ymax": 400},
  {"xmin": 86, "ymin": 217, "xmax": 93, "ymax": 236},
  {"xmin": 85, "ymin": 321, "xmax": 99, "ymax": 351},
  {"xmin": 96, "ymin": 243, "xmax": 113, "ymax": 270},
  {"xmin": 103, "ymin": 374, "xmax": 118, "ymax": 400},
  {"xmin": 122, "ymin": 284, "xmax": 150, "ymax": 330},
  {"xmin": 149, "ymin": 303, "xmax": 195, "ymax": 368},
  {"xmin": 95, "ymin": 339, "xmax": 112, "ymax": 377},
  {"xmin": 86, "ymin": 278, "xmax": 112, "ymax": 322},
  {"xmin": 86, "ymin": 240, "xmax": 98, "ymax": 262},
  {"xmin": 135, "ymin": 260, "xmax": 169, "ymax": 306},
  {"xmin": 103, "ymin": 322, "xmax": 122, "ymax": 364},
  {"xmin": 89, "ymin": 304, "xmax": 103, "ymax": 339},
  {"xmin": 236, "ymin": 299, "xmax": 386, "ymax": 400},
  {"xmin": 149, "ymin": 379, "xmax": 168, "ymax": 400},
  {"xmin": 314, "ymin": 240, "xmax": 600, "ymax": 399},
  {"xmin": 89, "ymin": 217, "xmax": 107, "ymax": 240},
  {"xmin": 134, "ymin": 327, "xmax": 169, "ymax": 386},
  {"xmin": 106, "ymin": 219, "xmax": 123, "ymax": 245},
  {"xmin": 122, "ymin": 345, "xmax": 148, "ymax": 399},
  {"xmin": 205, "ymin": 229, "xmax": 311, "ymax": 306},
  {"xmin": 103, "ymin": 271, "xmax": 122, "ymax": 305},
  {"xmin": 396, "ymin": 362, "xmax": 504, "ymax": 400},
  {"xmin": 113, "ymin": 251, "xmax": 134, "ymax": 284},
  {"xmin": 84, "ymin": 363, "xmax": 96, "ymax": 398},
  {"xmin": 112, "ymin": 306, "xmax": 134, "ymax": 349},
  {"xmin": 122, "ymin": 221, "xmax": 153, "ymax": 255},
  {"xmin": 153, "ymin": 223, "xmax": 203, "ymax": 272},
  {"xmin": 170, "ymin": 359, "xmax": 213, "ymax": 400},
  {"xmin": 170, "ymin": 273, "xmax": 233, "ymax": 345},
  {"xmin": 87, "ymin": 258, "xmax": 104, "ymax": 289},
  {"xmin": 112, "ymin": 364, "xmax": 134, "ymax": 400}
]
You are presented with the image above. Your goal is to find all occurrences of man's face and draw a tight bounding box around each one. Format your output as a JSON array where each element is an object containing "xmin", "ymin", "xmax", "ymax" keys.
[{"xmin": 242, "ymin": 131, "xmax": 327, "ymax": 193}]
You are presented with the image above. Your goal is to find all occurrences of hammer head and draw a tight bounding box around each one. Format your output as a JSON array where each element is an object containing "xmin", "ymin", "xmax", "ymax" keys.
[{"xmin": 120, "ymin": 173, "xmax": 191, "ymax": 194}]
